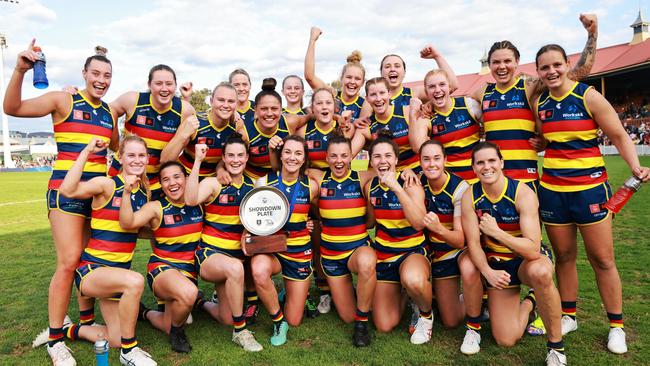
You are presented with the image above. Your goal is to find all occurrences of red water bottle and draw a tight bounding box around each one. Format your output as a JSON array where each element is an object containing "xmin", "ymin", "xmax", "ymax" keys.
[{"xmin": 602, "ymin": 176, "xmax": 643, "ymax": 214}]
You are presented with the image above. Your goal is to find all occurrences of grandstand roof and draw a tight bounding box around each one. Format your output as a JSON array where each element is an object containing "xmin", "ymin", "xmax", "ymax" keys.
[{"xmin": 404, "ymin": 38, "xmax": 650, "ymax": 96}]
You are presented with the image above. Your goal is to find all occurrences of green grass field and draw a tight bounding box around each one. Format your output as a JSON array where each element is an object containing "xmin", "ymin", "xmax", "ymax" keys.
[{"xmin": 1, "ymin": 157, "xmax": 649, "ymax": 365}]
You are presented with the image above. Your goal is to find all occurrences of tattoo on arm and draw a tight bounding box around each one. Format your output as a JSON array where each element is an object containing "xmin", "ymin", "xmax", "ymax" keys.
[{"xmin": 569, "ymin": 34, "xmax": 597, "ymax": 81}]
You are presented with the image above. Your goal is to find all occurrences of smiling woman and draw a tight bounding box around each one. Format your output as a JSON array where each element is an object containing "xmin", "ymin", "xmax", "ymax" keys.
[{"xmin": 3, "ymin": 43, "xmax": 116, "ymax": 366}]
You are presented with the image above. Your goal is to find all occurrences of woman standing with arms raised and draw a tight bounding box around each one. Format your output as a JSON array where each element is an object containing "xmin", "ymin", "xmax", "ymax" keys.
[{"xmin": 4, "ymin": 42, "xmax": 115, "ymax": 366}]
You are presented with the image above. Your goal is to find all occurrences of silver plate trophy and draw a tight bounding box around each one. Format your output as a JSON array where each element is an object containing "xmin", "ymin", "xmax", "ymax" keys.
[{"xmin": 239, "ymin": 186, "xmax": 290, "ymax": 255}]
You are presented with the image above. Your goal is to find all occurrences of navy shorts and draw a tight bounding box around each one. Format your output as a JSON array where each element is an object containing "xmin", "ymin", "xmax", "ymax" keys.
[
  {"xmin": 195, "ymin": 245, "xmax": 245, "ymax": 271},
  {"xmin": 539, "ymin": 182, "xmax": 611, "ymax": 226},
  {"xmin": 431, "ymin": 249, "xmax": 462, "ymax": 280},
  {"xmin": 376, "ymin": 247, "xmax": 428, "ymax": 283},
  {"xmin": 74, "ymin": 263, "xmax": 121, "ymax": 300},
  {"xmin": 47, "ymin": 189, "xmax": 92, "ymax": 218},
  {"xmin": 486, "ymin": 245, "xmax": 553, "ymax": 289},
  {"xmin": 274, "ymin": 253, "xmax": 313, "ymax": 281}
]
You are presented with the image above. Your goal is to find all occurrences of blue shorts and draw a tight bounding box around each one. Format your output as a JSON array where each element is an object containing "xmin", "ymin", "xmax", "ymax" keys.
[
  {"xmin": 431, "ymin": 249, "xmax": 462, "ymax": 280},
  {"xmin": 376, "ymin": 247, "xmax": 428, "ymax": 283},
  {"xmin": 321, "ymin": 246, "xmax": 370, "ymax": 277},
  {"xmin": 539, "ymin": 182, "xmax": 611, "ymax": 226},
  {"xmin": 74, "ymin": 263, "xmax": 121, "ymax": 300},
  {"xmin": 195, "ymin": 246, "xmax": 245, "ymax": 270},
  {"xmin": 486, "ymin": 245, "xmax": 553, "ymax": 289},
  {"xmin": 147, "ymin": 264, "xmax": 197, "ymax": 306},
  {"xmin": 47, "ymin": 189, "xmax": 92, "ymax": 218},
  {"xmin": 274, "ymin": 253, "xmax": 313, "ymax": 281}
]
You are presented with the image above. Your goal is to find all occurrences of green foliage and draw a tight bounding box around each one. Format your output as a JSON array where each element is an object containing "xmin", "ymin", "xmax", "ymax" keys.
[
  {"xmin": 0, "ymin": 157, "xmax": 649, "ymax": 365},
  {"xmin": 188, "ymin": 88, "xmax": 211, "ymax": 113}
]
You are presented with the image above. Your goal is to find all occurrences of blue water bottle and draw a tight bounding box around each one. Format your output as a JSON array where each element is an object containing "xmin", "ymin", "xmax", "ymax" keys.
[
  {"xmin": 32, "ymin": 46, "xmax": 49, "ymax": 89},
  {"xmin": 94, "ymin": 336, "xmax": 109, "ymax": 366}
]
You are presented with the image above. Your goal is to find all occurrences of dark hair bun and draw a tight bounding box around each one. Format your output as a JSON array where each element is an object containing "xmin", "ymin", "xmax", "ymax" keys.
[
  {"xmin": 95, "ymin": 45, "xmax": 108, "ymax": 56},
  {"xmin": 261, "ymin": 78, "xmax": 277, "ymax": 91}
]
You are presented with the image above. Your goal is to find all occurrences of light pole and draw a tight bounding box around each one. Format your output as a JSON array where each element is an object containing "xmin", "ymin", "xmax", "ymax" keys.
[
  {"xmin": 1, "ymin": 0, "xmax": 18, "ymax": 168},
  {"xmin": 0, "ymin": 32, "xmax": 14, "ymax": 168}
]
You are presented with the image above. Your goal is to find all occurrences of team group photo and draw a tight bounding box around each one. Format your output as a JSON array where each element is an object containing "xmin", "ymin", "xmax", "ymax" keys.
[{"xmin": 0, "ymin": 1, "xmax": 649, "ymax": 365}]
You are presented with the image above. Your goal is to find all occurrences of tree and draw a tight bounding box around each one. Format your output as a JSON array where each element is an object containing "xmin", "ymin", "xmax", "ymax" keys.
[{"xmin": 186, "ymin": 88, "xmax": 211, "ymax": 113}]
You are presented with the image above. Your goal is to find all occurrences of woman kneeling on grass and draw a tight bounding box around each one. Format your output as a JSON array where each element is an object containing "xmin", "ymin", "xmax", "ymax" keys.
[
  {"xmin": 118, "ymin": 160, "xmax": 204, "ymax": 354},
  {"xmin": 251, "ymin": 135, "xmax": 319, "ymax": 346},
  {"xmin": 364, "ymin": 130, "xmax": 432, "ymax": 344},
  {"xmin": 59, "ymin": 135, "xmax": 156, "ymax": 366},
  {"xmin": 185, "ymin": 134, "xmax": 264, "ymax": 352}
]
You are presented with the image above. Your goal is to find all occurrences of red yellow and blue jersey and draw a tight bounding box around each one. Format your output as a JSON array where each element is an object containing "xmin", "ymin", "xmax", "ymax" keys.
[
  {"xmin": 242, "ymin": 117, "xmax": 290, "ymax": 179},
  {"xmin": 178, "ymin": 112, "xmax": 237, "ymax": 176},
  {"xmin": 422, "ymin": 172, "xmax": 465, "ymax": 262},
  {"xmin": 266, "ymin": 172, "xmax": 312, "ymax": 262},
  {"xmin": 537, "ymin": 82, "xmax": 606, "ymax": 192},
  {"xmin": 305, "ymin": 120, "xmax": 338, "ymax": 169},
  {"xmin": 390, "ymin": 86, "xmax": 412, "ymax": 108},
  {"xmin": 429, "ymin": 97, "xmax": 480, "ymax": 182},
  {"xmin": 283, "ymin": 107, "xmax": 306, "ymax": 116},
  {"xmin": 109, "ymin": 92, "xmax": 183, "ymax": 188},
  {"xmin": 201, "ymin": 176, "xmax": 255, "ymax": 251},
  {"xmin": 336, "ymin": 91, "xmax": 364, "ymax": 120},
  {"xmin": 471, "ymin": 176, "xmax": 522, "ymax": 261},
  {"xmin": 50, "ymin": 93, "xmax": 114, "ymax": 189},
  {"xmin": 149, "ymin": 197, "xmax": 203, "ymax": 278},
  {"xmin": 370, "ymin": 103, "xmax": 420, "ymax": 171},
  {"xmin": 369, "ymin": 173, "xmax": 426, "ymax": 253},
  {"xmin": 80, "ymin": 175, "xmax": 148, "ymax": 269},
  {"xmin": 237, "ymin": 100, "xmax": 255, "ymax": 125},
  {"xmin": 482, "ymin": 78, "xmax": 539, "ymax": 182},
  {"xmin": 319, "ymin": 170, "xmax": 369, "ymax": 259}
]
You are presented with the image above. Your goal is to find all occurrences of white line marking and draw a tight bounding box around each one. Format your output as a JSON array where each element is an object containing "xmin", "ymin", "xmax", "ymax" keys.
[{"xmin": 0, "ymin": 199, "xmax": 46, "ymax": 207}]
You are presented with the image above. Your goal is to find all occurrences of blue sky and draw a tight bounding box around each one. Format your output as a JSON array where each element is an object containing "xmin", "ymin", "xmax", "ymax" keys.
[{"xmin": 0, "ymin": 0, "xmax": 646, "ymax": 132}]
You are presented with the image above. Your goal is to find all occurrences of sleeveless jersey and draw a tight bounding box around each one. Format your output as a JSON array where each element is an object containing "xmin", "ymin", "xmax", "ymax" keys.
[
  {"xmin": 391, "ymin": 86, "xmax": 412, "ymax": 108},
  {"xmin": 370, "ymin": 103, "xmax": 419, "ymax": 171},
  {"xmin": 242, "ymin": 117, "xmax": 290, "ymax": 179},
  {"xmin": 149, "ymin": 197, "xmax": 203, "ymax": 277},
  {"xmin": 369, "ymin": 173, "xmax": 426, "ymax": 253},
  {"xmin": 422, "ymin": 172, "xmax": 465, "ymax": 262},
  {"xmin": 237, "ymin": 100, "xmax": 255, "ymax": 125},
  {"xmin": 201, "ymin": 176, "xmax": 255, "ymax": 251},
  {"xmin": 471, "ymin": 176, "xmax": 522, "ymax": 261},
  {"xmin": 537, "ymin": 82, "xmax": 606, "ymax": 192},
  {"xmin": 429, "ymin": 97, "xmax": 480, "ymax": 182},
  {"xmin": 267, "ymin": 172, "xmax": 312, "ymax": 261},
  {"xmin": 319, "ymin": 170, "xmax": 369, "ymax": 259},
  {"xmin": 178, "ymin": 111, "xmax": 237, "ymax": 176},
  {"xmin": 305, "ymin": 119, "xmax": 338, "ymax": 169},
  {"xmin": 80, "ymin": 175, "xmax": 148, "ymax": 269},
  {"xmin": 109, "ymin": 92, "xmax": 183, "ymax": 187},
  {"xmin": 50, "ymin": 93, "xmax": 113, "ymax": 189},
  {"xmin": 283, "ymin": 107, "xmax": 306, "ymax": 116},
  {"xmin": 336, "ymin": 91, "xmax": 364, "ymax": 120},
  {"xmin": 482, "ymin": 78, "xmax": 539, "ymax": 182}
]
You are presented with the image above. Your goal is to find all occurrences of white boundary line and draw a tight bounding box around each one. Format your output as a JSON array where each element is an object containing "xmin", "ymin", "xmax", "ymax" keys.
[{"xmin": 0, "ymin": 199, "xmax": 46, "ymax": 207}]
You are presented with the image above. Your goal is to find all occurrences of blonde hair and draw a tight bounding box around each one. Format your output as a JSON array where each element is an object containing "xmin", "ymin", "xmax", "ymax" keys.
[
  {"xmin": 118, "ymin": 133, "xmax": 151, "ymax": 200},
  {"xmin": 340, "ymin": 50, "xmax": 365, "ymax": 81},
  {"xmin": 423, "ymin": 69, "xmax": 449, "ymax": 85},
  {"xmin": 364, "ymin": 76, "xmax": 390, "ymax": 95}
]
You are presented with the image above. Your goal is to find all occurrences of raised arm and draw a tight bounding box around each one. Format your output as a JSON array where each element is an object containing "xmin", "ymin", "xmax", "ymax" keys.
[
  {"xmin": 419, "ymin": 44, "xmax": 459, "ymax": 95},
  {"xmin": 526, "ymin": 13, "xmax": 598, "ymax": 98},
  {"xmin": 119, "ymin": 176, "xmax": 161, "ymax": 230},
  {"xmin": 587, "ymin": 89, "xmax": 650, "ymax": 181},
  {"xmin": 59, "ymin": 137, "xmax": 111, "ymax": 199},
  {"xmin": 285, "ymin": 113, "xmax": 312, "ymax": 134},
  {"xmin": 478, "ymin": 184, "xmax": 541, "ymax": 261},
  {"xmin": 185, "ymin": 143, "xmax": 222, "ymax": 206},
  {"xmin": 304, "ymin": 27, "xmax": 329, "ymax": 90},
  {"xmin": 160, "ymin": 114, "xmax": 199, "ymax": 163},
  {"xmin": 3, "ymin": 40, "xmax": 69, "ymax": 120}
]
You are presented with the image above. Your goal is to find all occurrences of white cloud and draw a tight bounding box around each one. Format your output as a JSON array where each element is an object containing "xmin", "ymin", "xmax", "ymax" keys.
[{"xmin": 2, "ymin": 0, "xmax": 643, "ymax": 132}]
